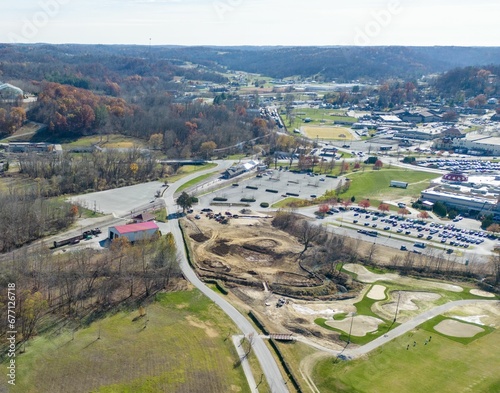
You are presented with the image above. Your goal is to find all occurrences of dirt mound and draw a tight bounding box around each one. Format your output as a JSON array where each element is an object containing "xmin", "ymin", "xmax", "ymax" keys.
[
  {"xmin": 253, "ymin": 239, "xmax": 280, "ymax": 249},
  {"xmin": 190, "ymin": 233, "xmax": 209, "ymax": 242},
  {"xmin": 211, "ymin": 239, "xmax": 230, "ymax": 256}
]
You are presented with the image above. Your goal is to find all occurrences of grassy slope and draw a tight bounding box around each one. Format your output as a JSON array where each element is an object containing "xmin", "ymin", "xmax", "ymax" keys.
[
  {"xmin": 3, "ymin": 289, "xmax": 249, "ymax": 393},
  {"xmin": 339, "ymin": 169, "xmax": 437, "ymax": 201}
]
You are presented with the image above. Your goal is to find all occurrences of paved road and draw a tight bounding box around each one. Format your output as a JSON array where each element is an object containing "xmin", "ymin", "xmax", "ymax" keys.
[
  {"xmin": 233, "ymin": 335, "xmax": 259, "ymax": 393},
  {"xmin": 163, "ymin": 163, "xmax": 289, "ymax": 393}
]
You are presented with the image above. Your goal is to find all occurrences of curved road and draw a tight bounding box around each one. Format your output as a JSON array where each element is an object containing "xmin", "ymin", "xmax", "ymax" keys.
[
  {"xmin": 294, "ymin": 299, "xmax": 499, "ymax": 359},
  {"xmin": 162, "ymin": 162, "xmax": 289, "ymax": 393}
]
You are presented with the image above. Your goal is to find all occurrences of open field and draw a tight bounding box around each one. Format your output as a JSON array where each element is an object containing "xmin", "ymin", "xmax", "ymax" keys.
[
  {"xmin": 165, "ymin": 163, "xmax": 218, "ymax": 183},
  {"xmin": 312, "ymin": 324, "xmax": 500, "ymax": 393},
  {"xmin": 302, "ymin": 125, "xmax": 354, "ymax": 140},
  {"xmin": 287, "ymin": 108, "xmax": 357, "ymax": 131},
  {"xmin": 58, "ymin": 134, "xmax": 146, "ymax": 149},
  {"xmin": 338, "ymin": 169, "xmax": 438, "ymax": 201},
  {"xmin": 176, "ymin": 172, "xmax": 216, "ymax": 193},
  {"xmin": 1, "ymin": 289, "xmax": 249, "ymax": 393}
]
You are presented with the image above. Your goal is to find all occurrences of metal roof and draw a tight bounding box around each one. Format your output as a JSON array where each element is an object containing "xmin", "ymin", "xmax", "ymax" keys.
[{"xmin": 112, "ymin": 221, "xmax": 159, "ymax": 235}]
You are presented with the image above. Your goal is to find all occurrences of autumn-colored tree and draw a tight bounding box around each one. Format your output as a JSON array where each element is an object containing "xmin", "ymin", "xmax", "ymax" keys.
[
  {"xmin": 70, "ymin": 204, "xmax": 79, "ymax": 218},
  {"xmin": 340, "ymin": 160, "xmax": 349, "ymax": 174},
  {"xmin": 398, "ymin": 207, "xmax": 410, "ymax": 217},
  {"xmin": 149, "ymin": 133, "xmax": 163, "ymax": 150},
  {"xmin": 342, "ymin": 200, "xmax": 352, "ymax": 210},
  {"xmin": 200, "ymin": 141, "xmax": 217, "ymax": 159},
  {"xmin": 442, "ymin": 111, "xmax": 459, "ymax": 122},
  {"xmin": 486, "ymin": 223, "xmax": 500, "ymax": 233},
  {"xmin": 378, "ymin": 203, "xmax": 390, "ymax": 214},
  {"xmin": 130, "ymin": 162, "xmax": 139, "ymax": 176},
  {"xmin": 373, "ymin": 159, "xmax": 383, "ymax": 170},
  {"xmin": 418, "ymin": 211, "xmax": 430, "ymax": 219},
  {"xmin": 20, "ymin": 291, "xmax": 48, "ymax": 341},
  {"xmin": 358, "ymin": 199, "xmax": 371, "ymax": 209},
  {"xmin": 353, "ymin": 161, "xmax": 361, "ymax": 170},
  {"xmin": 318, "ymin": 204, "xmax": 330, "ymax": 214}
]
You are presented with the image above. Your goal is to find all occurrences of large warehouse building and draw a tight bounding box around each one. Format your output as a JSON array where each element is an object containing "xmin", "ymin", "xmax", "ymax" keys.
[
  {"xmin": 108, "ymin": 221, "xmax": 159, "ymax": 242},
  {"xmin": 451, "ymin": 136, "xmax": 500, "ymax": 156},
  {"xmin": 421, "ymin": 174, "xmax": 500, "ymax": 219}
]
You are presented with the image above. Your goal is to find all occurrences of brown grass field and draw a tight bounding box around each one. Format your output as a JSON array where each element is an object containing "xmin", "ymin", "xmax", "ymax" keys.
[{"xmin": 302, "ymin": 125, "xmax": 354, "ymax": 140}]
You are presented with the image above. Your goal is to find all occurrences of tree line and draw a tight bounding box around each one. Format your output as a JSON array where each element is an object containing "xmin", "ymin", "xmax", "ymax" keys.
[
  {"xmin": 18, "ymin": 149, "xmax": 162, "ymax": 196},
  {"xmin": 0, "ymin": 234, "xmax": 181, "ymax": 350},
  {"xmin": 272, "ymin": 211, "xmax": 500, "ymax": 291},
  {"xmin": 0, "ymin": 187, "xmax": 77, "ymax": 252}
]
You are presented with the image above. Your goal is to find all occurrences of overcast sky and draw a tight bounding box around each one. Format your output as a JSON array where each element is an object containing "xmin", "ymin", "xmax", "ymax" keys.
[{"xmin": 2, "ymin": 0, "xmax": 499, "ymax": 46}]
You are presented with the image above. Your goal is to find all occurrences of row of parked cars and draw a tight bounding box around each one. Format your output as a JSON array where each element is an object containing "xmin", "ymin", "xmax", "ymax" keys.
[{"xmin": 349, "ymin": 209, "xmax": 497, "ymax": 250}]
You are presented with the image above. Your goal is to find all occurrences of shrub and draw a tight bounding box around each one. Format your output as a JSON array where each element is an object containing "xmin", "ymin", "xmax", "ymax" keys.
[{"xmin": 260, "ymin": 202, "xmax": 269, "ymax": 208}]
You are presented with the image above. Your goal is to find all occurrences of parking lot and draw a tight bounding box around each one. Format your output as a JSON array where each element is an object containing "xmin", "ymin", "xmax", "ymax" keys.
[
  {"xmin": 416, "ymin": 158, "xmax": 500, "ymax": 173},
  {"xmin": 321, "ymin": 207, "xmax": 498, "ymax": 257},
  {"xmin": 197, "ymin": 169, "xmax": 340, "ymax": 209}
]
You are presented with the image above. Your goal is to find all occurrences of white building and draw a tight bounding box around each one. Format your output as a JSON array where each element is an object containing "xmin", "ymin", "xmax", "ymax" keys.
[
  {"xmin": 452, "ymin": 136, "xmax": 500, "ymax": 156},
  {"xmin": 0, "ymin": 83, "xmax": 23, "ymax": 101}
]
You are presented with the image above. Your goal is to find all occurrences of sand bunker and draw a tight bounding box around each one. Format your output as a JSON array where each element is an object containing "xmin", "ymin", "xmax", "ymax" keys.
[
  {"xmin": 452, "ymin": 315, "xmax": 487, "ymax": 326},
  {"xmin": 293, "ymin": 304, "xmax": 339, "ymax": 316},
  {"xmin": 382, "ymin": 291, "xmax": 441, "ymax": 314},
  {"xmin": 470, "ymin": 289, "xmax": 495, "ymax": 298},
  {"xmin": 325, "ymin": 315, "xmax": 383, "ymax": 337},
  {"xmin": 367, "ymin": 285, "xmax": 386, "ymax": 300},
  {"xmin": 434, "ymin": 319, "xmax": 484, "ymax": 338},
  {"xmin": 343, "ymin": 264, "xmax": 398, "ymax": 283},
  {"xmin": 344, "ymin": 264, "xmax": 463, "ymax": 293},
  {"xmin": 424, "ymin": 282, "xmax": 463, "ymax": 292}
]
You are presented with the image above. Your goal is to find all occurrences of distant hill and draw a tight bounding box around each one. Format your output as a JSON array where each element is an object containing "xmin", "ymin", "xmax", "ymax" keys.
[{"xmin": 1, "ymin": 44, "xmax": 500, "ymax": 82}]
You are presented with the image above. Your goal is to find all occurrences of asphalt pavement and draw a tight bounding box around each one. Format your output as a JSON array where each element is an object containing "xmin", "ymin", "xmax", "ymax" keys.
[{"xmin": 162, "ymin": 162, "xmax": 289, "ymax": 393}]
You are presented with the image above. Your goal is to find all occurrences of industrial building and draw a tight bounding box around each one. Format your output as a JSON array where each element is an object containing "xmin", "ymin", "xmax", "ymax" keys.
[
  {"xmin": 420, "ymin": 174, "xmax": 500, "ymax": 219},
  {"xmin": 108, "ymin": 221, "xmax": 160, "ymax": 242},
  {"xmin": 451, "ymin": 136, "xmax": 500, "ymax": 156}
]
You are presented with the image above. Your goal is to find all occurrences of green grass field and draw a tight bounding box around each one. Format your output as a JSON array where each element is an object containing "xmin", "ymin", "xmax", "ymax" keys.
[
  {"xmin": 287, "ymin": 108, "xmax": 357, "ymax": 131},
  {"xmin": 338, "ymin": 169, "xmax": 438, "ymax": 201},
  {"xmin": 313, "ymin": 327, "xmax": 500, "ymax": 393},
  {"xmin": 176, "ymin": 172, "xmax": 216, "ymax": 193},
  {"xmin": 165, "ymin": 163, "xmax": 217, "ymax": 184},
  {"xmin": 2, "ymin": 289, "xmax": 250, "ymax": 393},
  {"xmin": 59, "ymin": 134, "xmax": 146, "ymax": 149}
]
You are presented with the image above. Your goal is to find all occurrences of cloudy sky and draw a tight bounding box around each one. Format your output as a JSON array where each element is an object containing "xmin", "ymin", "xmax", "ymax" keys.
[{"xmin": 1, "ymin": 0, "xmax": 499, "ymax": 46}]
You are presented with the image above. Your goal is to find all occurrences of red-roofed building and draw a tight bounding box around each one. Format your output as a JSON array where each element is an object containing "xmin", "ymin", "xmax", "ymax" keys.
[{"xmin": 109, "ymin": 221, "xmax": 159, "ymax": 242}]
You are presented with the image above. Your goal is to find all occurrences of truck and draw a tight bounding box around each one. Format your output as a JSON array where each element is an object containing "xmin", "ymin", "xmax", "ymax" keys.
[{"xmin": 390, "ymin": 180, "xmax": 409, "ymax": 189}]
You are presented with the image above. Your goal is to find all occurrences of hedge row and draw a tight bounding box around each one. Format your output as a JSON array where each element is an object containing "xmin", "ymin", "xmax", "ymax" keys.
[
  {"xmin": 248, "ymin": 311, "xmax": 269, "ymax": 335},
  {"xmin": 240, "ymin": 198, "xmax": 256, "ymax": 202},
  {"xmin": 260, "ymin": 202, "xmax": 269, "ymax": 208},
  {"xmin": 266, "ymin": 189, "xmax": 279, "ymax": 193},
  {"xmin": 326, "ymin": 174, "xmax": 338, "ymax": 178},
  {"xmin": 246, "ymin": 186, "xmax": 258, "ymax": 190},
  {"xmin": 204, "ymin": 279, "xmax": 228, "ymax": 295},
  {"xmin": 269, "ymin": 339, "xmax": 303, "ymax": 392},
  {"xmin": 286, "ymin": 192, "xmax": 299, "ymax": 197},
  {"xmin": 213, "ymin": 197, "xmax": 228, "ymax": 201}
]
